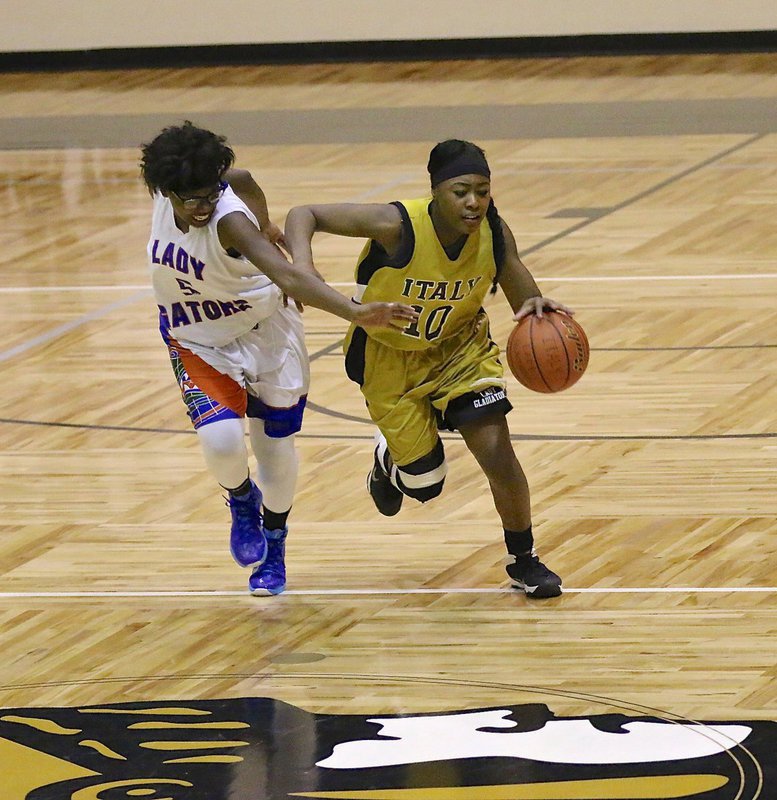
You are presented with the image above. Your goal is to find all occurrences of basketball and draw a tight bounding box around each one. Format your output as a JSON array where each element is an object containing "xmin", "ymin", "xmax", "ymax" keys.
[{"xmin": 506, "ymin": 311, "xmax": 589, "ymax": 393}]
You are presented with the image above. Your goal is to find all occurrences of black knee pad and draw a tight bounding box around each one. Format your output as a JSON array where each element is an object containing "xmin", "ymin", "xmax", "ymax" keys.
[
  {"xmin": 399, "ymin": 479, "xmax": 445, "ymax": 503},
  {"xmin": 394, "ymin": 439, "xmax": 447, "ymax": 503}
]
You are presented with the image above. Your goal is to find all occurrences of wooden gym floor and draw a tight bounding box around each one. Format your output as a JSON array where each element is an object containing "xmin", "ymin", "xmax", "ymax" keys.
[{"xmin": 0, "ymin": 51, "xmax": 775, "ymax": 798}]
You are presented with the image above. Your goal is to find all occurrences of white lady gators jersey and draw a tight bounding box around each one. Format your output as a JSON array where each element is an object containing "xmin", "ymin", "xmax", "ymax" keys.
[{"xmin": 148, "ymin": 185, "xmax": 282, "ymax": 348}]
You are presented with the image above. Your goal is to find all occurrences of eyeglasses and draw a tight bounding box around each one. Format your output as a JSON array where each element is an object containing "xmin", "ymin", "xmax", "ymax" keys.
[{"xmin": 170, "ymin": 181, "xmax": 226, "ymax": 210}]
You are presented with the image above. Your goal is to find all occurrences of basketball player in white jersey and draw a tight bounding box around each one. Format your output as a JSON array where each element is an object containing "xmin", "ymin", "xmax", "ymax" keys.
[{"xmin": 140, "ymin": 121, "xmax": 417, "ymax": 595}]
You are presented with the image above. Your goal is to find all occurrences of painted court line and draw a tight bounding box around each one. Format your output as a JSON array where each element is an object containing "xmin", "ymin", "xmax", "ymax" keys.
[
  {"xmin": 7, "ymin": 160, "xmax": 774, "ymax": 188},
  {"xmin": 0, "ymin": 587, "xmax": 774, "ymax": 598},
  {"xmin": 2, "ymin": 274, "xmax": 777, "ymax": 294},
  {"xmin": 0, "ymin": 285, "xmax": 153, "ymax": 293},
  {"xmin": 0, "ymin": 290, "xmax": 150, "ymax": 363},
  {"xmin": 536, "ymin": 273, "xmax": 777, "ymax": 282}
]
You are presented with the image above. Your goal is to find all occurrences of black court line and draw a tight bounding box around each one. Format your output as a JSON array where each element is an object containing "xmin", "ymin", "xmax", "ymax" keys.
[
  {"xmin": 314, "ymin": 344, "xmax": 777, "ymax": 355},
  {"xmin": 0, "ymin": 417, "xmax": 193, "ymax": 436},
  {"xmin": 2, "ymin": 417, "xmax": 775, "ymax": 442},
  {"xmin": 592, "ymin": 344, "xmax": 777, "ymax": 351},
  {"xmin": 519, "ymin": 133, "xmax": 766, "ymax": 257}
]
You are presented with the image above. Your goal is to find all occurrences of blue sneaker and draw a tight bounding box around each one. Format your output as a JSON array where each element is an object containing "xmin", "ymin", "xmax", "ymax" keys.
[
  {"xmin": 227, "ymin": 481, "xmax": 267, "ymax": 568},
  {"xmin": 249, "ymin": 527, "xmax": 287, "ymax": 595}
]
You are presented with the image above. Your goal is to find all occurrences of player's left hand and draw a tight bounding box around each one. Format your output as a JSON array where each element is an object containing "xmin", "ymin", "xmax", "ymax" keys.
[
  {"xmin": 260, "ymin": 221, "xmax": 287, "ymax": 251},
  {"xmin": 513, "ymin": 295, "xmax": 574, "ymax": 322}
]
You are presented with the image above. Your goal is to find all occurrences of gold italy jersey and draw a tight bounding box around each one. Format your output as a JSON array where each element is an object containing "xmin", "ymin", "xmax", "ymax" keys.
[{"xmin": 350, "ymin": 197, "xmax": 498, "ymax": 351}]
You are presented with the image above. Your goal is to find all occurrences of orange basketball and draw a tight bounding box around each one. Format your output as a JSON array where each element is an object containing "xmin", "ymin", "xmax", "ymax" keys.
[{"xmin": 506, "ymin": 311, "xmax": 589, "ymax": 393}]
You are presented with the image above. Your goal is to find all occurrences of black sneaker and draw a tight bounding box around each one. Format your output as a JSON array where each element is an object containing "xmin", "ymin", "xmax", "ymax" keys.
[
  {"xmin": 367, "ymin": 446, "xmax": 403, "ymax": 516},
  {"xmin": 506, "ymin": 550, "xmax": 562, "ymax": 598}
]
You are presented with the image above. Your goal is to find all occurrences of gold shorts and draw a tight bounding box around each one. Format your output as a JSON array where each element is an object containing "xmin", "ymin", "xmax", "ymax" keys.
[{"xmin": 350, "ymin": 312, "xmax": 507, "ymax": 465}]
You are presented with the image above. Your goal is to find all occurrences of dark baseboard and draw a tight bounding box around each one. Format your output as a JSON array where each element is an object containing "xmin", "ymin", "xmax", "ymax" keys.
[{"xmin": 2, "ymin": 31, "xmax": 776, "ymax": 72}]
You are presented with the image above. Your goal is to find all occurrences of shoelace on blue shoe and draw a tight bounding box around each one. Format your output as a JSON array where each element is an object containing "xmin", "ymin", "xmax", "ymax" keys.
[
  {"xmin": 262, "ymin": 532, "xmax": 286, "ymax": 571},
  {"xmin": 227, "ymin": 494, "xmax": 261, "ymax": 518}
]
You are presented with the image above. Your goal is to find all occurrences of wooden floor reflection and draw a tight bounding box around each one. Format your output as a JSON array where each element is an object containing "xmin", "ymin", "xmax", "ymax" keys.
[{"xmin": 0, "ymin": 49, "xmax": 775, "ymax": 799}]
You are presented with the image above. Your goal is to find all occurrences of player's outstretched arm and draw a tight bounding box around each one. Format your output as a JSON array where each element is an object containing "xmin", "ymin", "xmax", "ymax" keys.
[{"xmin": 219, "ymin": 211, "xmax": 417, "ymax": 329}]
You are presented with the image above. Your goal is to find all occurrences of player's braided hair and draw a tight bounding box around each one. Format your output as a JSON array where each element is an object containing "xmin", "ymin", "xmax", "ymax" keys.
[
  {"xmin": 427, "ymin": 139, "xmax": 505, "ymax": 276},
  {"xmin": 139, "ymin": 121, "xmax": 235, "ymax": 195}
]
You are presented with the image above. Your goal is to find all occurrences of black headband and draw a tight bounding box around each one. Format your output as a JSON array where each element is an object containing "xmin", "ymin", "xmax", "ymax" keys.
[{"xmin": 430, "ymin": 155, "xmax": 491, "ymax": 187}]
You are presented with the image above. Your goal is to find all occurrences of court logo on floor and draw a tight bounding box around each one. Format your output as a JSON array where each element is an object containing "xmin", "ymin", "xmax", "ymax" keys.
[{"xmin": 0, "ymin": 698, "xmax": 772, "ymax": 798}]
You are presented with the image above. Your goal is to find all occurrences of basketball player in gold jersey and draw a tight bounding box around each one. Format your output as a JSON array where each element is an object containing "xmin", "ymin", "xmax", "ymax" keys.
[{"xmin": 285, "ymin": 140, "xmax": 572, "ymax": 597}]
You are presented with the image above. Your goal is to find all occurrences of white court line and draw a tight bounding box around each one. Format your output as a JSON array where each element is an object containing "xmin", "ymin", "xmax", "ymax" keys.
[
  {"xmin": 2, "ymin": 272, "xmax": 775, "ymax": 361},
  {"xmin": 534, "ymin": 273, "xmax": 777, "ymax": 282},
  {"xmin": 0, "ymin": 587, "xmax": 774, "ymax": 598},
  {"xmin": 2, "ymin": 274, "xmax": 777, "ymax": 293},
  {"xmin": 7, "ymin": 161, "xmax": 775, "ymax": 187},
  {"xmin": 0, "ymin": 285, "xmax": 153, "ymax": 293},
  {"xmin": 0, "ymin": 290, "xmax": 150, "ymax": 363}
]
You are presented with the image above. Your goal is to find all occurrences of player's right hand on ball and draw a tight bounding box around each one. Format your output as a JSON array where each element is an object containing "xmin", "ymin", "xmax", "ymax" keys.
[
  {"xmin": 353, "ymin": 302, "xmax": 419, "ymax": 329},
  {"xmin": 513, "ymin": 295, "xmax": 574, "ymax": 322}
]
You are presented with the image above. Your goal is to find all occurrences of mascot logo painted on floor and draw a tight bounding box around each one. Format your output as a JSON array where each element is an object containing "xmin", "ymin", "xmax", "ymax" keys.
[{"xmin": 0, "ymin": 698, "xmax": 772, "ymax": 798}]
